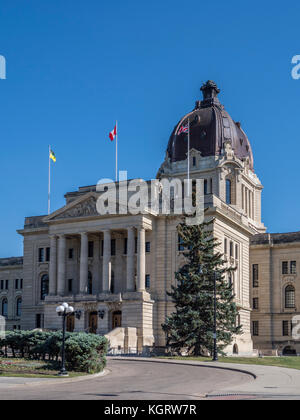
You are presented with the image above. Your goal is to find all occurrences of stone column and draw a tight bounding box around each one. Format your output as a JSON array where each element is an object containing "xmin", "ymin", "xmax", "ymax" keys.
[
  {"xmin": 49, "ymin": 235, "xmax": 57, "ymax": 296},
  {"xmin": 102, "ymin": 230, "xmax": 111, "ymax": 292},
  {"xmin": 126, "ymin": 227, "xmax": 135, "ymax": 291},
  {"xmin": 57, "ymin": 234, "xmax": 66, "ymax": 296},
  {"xmin": 79, "ymin": 232, "xmax": 88, "ymax": 294},
  {"xmin": 137, "ymin": 227, "xmax": 145, "ymax": 292}
]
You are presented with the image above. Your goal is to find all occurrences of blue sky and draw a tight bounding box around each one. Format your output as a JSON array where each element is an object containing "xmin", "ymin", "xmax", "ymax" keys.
[{"xmin": 0, "ymin": 0, "xmax": 300, "ymax": 257}]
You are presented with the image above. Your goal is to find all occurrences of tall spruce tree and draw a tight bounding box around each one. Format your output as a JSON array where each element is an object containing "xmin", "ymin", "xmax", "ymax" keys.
[{"xmin": 162, "ymin": 219, "xmax": 242, "ymax": 356}]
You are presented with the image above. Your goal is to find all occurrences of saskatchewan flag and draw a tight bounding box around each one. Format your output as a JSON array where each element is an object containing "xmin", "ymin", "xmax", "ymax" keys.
[{"xmin": 49, "ymin": 150, "xmax": 56, "ymax": 163}]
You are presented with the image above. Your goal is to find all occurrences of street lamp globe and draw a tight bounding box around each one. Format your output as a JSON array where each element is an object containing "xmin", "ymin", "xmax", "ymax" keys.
[
  {"xmin": 66, "ymin": 306, "xmax": 74, "ymax": 313},
  {"xmin": 56, "ymin": 305, "xmax": 65, "ymax": 313}
]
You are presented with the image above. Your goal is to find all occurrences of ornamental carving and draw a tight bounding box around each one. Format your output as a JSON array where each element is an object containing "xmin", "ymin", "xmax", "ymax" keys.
[{"xmin": 55, "ymin": 196, "xmax": 98, "ymax": 219}]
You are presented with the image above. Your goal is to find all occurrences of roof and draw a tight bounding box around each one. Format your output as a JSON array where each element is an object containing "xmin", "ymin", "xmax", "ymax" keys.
[
  {"xmin": 0, "ymin": 257, "xmax": 23, "ymax": 267},
  {"xmin": 251, "ymin": 232, "xmax": 300, "ymax": 246}
]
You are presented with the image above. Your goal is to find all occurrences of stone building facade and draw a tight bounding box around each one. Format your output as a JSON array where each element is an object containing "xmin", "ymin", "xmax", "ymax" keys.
[
  {"xmin": 1, "ymin": 80, "xmax": 289, "ymax": 356},
  {"xmin": 0, "ymin": 257, "xmax": 23, "ymax": 331},
  {"xmin": 250, "ymin": 233, "xmax": 300, "ymax": 355}
]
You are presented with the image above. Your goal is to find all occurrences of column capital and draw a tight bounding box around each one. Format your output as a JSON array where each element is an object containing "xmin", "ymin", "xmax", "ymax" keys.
[
  {"xmin": 58, "ymin": 233, "xmax": 66, "ymax": 239},
  {"xmin": 80, "ymin": 231, "xmax": 88, "ymax": 237},
  {"xmin": 49, "ymin": 234, "xmax": 57, "ymax": 240},
  {"xmin": 137, "ymin": 225, "xmax": 146, "ymax": 232}
]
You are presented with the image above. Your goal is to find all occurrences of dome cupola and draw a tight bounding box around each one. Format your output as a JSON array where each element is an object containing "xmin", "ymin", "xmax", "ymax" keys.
[{"xmin": 166, "ymin": 80, "xmax": 254, "ymax": 170}]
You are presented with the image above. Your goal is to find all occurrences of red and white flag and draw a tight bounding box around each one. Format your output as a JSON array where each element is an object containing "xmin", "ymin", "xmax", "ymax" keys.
[
  {"xmin": 177, "ymin": 122, "xmax": 189, "ymax": 135},
  {"xmin": 109, "ymin": 124, "xmax": 117, "ymax": 141}
]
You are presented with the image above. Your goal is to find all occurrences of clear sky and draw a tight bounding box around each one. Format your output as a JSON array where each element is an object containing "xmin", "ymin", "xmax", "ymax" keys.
[{"xmin": 0, "ymin": 0, "xmax": 300, "ymax": 257}]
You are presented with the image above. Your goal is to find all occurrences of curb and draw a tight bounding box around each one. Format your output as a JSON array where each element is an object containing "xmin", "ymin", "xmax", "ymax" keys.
[
  {"xmin": 0, "ymin": 368, "xmax": 110, "ymax": 388},
  {"xmin": 111, "ymin": 357, "xmax": 257, "ymax": 380}
]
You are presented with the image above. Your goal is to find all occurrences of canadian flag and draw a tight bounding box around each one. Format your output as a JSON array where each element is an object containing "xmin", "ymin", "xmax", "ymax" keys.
[{"xmin": 109, "ymin": 124, "xmax": 117, "ymax": 141}]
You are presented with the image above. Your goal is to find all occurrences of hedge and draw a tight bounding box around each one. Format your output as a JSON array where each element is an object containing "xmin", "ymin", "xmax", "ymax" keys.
[{"xmin": 0, "ymin": 330, "xmax": 108, "ymax": 373}]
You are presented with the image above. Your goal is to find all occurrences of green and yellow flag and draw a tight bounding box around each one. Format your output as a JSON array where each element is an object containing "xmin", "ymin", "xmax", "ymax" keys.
[{"xmin": 49, "ymin": 150, "xmax": 56, "ymax": 163}]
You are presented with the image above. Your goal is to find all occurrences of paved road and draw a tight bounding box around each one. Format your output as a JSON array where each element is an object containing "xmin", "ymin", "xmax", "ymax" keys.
[{"xmin": 0, "ymin": 358, "xmax": 252, "ymax": 400}]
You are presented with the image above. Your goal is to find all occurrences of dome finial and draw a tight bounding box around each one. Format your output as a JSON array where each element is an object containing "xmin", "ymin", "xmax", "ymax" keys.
[{"xmin": 200, "ymin": 80, "xmax": 220, "ymax": 100}]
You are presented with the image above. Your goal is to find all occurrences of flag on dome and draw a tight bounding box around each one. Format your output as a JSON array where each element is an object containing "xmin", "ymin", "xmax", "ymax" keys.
[{"xmin": 177, "ymin": 123, "xmax": 188, "ymax": 135}]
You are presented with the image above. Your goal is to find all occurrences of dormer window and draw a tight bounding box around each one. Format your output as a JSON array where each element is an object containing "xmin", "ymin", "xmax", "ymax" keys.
[{"xmin": 192, "ymin": 156, "xmax": 196, "ymax": 167}]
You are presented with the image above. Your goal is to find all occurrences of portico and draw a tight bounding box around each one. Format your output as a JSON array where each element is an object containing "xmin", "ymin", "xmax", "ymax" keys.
[{"xmin": 41, "ymin": 204, "xmax": 155, "ymax": 350}]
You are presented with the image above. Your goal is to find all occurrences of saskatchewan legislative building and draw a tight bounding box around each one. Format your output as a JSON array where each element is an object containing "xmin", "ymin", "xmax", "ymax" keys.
[{"xmin": 2, "ymin": 80, "xmax": 299, "ymax": 356}]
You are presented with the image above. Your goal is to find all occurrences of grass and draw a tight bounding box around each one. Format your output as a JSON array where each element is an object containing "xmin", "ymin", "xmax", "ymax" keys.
[
  {"xmin": 0, "ymin": 358, "xmax": 87, "ymax": 378},
  {"xmin": 160, "ymin": 356, "xmax": 300, "ymax": 370}
]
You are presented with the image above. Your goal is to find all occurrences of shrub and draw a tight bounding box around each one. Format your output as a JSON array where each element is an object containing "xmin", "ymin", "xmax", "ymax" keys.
[
  {"xmin": 0, "ymin": 330, "xmax": 108, "ymax": 373},
  {"xmin": 65, "ymin": 333, "xmax": 108, "ymax": 373}
]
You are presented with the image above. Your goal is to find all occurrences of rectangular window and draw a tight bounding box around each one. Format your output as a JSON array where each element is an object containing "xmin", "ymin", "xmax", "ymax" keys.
[
  {"xmin": 20, "ymin": 279, "xmax": 23, "ymax": 289},
  {"xmin": 253, "ymin": 297, "xmax": 259, "ymax": 310},
  {"xmin": 230, "ymin": 241, "xmax": 233, "ymax": 257},
  {"xmin": 101, "ymin": 240, "xmax": 104, "ymax": 257},
  {"xmin": 192, "ymin": 156, "xmax": 196, "ymax": 167},
  {"xmin": 88, "ymin": 241, "xmax": 94, "ymax": 258},
  {"xmin": 204, "ymin": 179, "xmax": 208, "ymax": 195},
  {"xmin": 290, "ymin": 261, "xmax": 297, "ymax": 274},
  {"xmin": 124, "ymin": 238, "xmax": 127, "ymax": 255},
  {"xmin": 46, "ymin": 247, "xmax": 50, "ymax": 262},
  {"xmin": 5, "ymin": 280, "xmax": 9, "ymax": 290},
  {"xmin": 146, "ymin": 242, "xmax": 151, "ymax": 253},
  {"xmin": 282, "ymin": 320, "xmax": 289, "ymax": 336},
  {"xmin": 282, "ymin": 261, "xmax": 288, "ymax": 274},
  {"xmin": 145, "ymin": 274, "xmax": 150, "ymax": 289},
  {"xmin": 111, "ymin": 239, "xmax": 116, "ymax": 256},
  {"xmin": 68, "ymin": 248, "xmax": 74, "ymax": 259},
  {"xmin": 224, "ymin": 238, "xmax": 227, "ymax": 255},
  {"xmin": 68, "ymin": 279, "xmax": 73, "ymax": 293},
  {"xmin": 235, "ymin": 244, "xmax": 239, "ymax": 260},
  {"xmin": 252, "ymin": 321, "xmax": 259, "ymax": 336},
  {"xmin": 38, "ymin": 248, "xmax": 45, "ymax": 262},
  {"xmin": 0, "ymin": 280, "xmax": 3, "ymax": 290},
  {"xmin": 252, "ymin": 264, "xmax": 259, "ymax": 288},
  {"xmin": 15, "ymin": 279, "xmax": 19, "ymax": 290},
  {"xmin": 135, "ymin": 238, "xmax": 138, "ymax": 254},
  {"xmin": 178, "ymin": 234, "xmax": 184, "ymax": 251}
]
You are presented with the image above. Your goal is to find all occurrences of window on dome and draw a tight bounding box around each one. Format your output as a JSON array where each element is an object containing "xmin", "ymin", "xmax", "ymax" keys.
[{"xmin": 226, "ymin": 179, "xmax": 232, "ymax": 204}]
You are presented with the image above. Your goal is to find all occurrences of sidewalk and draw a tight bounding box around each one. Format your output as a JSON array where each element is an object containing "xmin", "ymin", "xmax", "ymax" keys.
[
  {"xmin": 0, "ymin": 369, "xmax": 109, "ymax": 389},
  {"xmin": 112, "ymin": 357, "xmax": 300, "ymax": 399}
]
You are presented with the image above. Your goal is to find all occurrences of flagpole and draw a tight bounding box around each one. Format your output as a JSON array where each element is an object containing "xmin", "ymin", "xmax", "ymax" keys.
[
  {"xmin": 116, "ymin": 120, "xmax": 118, "ymax": 182},
  {"xmin": 48, "ymin": 145, "xmax": 51, "ymax": 215},
  {"xmin": 187, "ymin": 118, "xmax": 190, "ymax": 196}
]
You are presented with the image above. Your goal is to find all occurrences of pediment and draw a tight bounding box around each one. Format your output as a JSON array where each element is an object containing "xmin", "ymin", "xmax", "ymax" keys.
[{"xmin": 44, "ymin": 193, "xmax": 99, "ymax": 222}]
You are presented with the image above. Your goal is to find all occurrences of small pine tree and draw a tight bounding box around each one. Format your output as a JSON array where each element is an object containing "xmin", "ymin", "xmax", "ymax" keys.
[{"xmin": 162, "ymin": 219, "xmax": 242, "ymax": 356}]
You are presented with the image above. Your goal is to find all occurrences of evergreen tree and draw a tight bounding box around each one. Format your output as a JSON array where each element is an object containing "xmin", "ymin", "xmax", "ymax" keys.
[{"xmin": 162, "ymin": 219, "xmax": 242, "ymax": 356}]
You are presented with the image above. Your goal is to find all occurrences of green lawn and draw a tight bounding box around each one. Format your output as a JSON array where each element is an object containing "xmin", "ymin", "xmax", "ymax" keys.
[
  {"xmin": 161, "ymin": 356, "xmax": 300, "ymax": 370},
  {"xmin": 0, "ymin": 358, "xmax": 86, "ymax": 378}
]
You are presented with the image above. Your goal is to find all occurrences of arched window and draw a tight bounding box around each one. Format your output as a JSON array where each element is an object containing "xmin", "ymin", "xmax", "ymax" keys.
[
  {"xmin": 16, "ymin": 297, "xmax": 22, "ymax": 317},
  {"xmin": 88, "ymin": 271, "xmax": 93, "ymax": 295},
  {"xmin": 285, "ymin": 285, "xmax": 295, "ymax": 308},
  {"xmin": 40, "ymin": 274, "xmax": 49, "ymax": 301},
  {"xmin": 1, "ymin": 298, "xmax": 8, "ymax": 317},
  {"xmin": 226, "ymin": 179, "xmax": 232, "ymax": 204}
]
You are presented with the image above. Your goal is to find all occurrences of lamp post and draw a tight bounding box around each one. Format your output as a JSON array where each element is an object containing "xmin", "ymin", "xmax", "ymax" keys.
[
  {"xmin": 212, "ymin": 271, "xmax": 218, "ymax": 361},
  {"xmin": 56, "ymin": 302, "xmax": 74, "ymax": 376}
]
